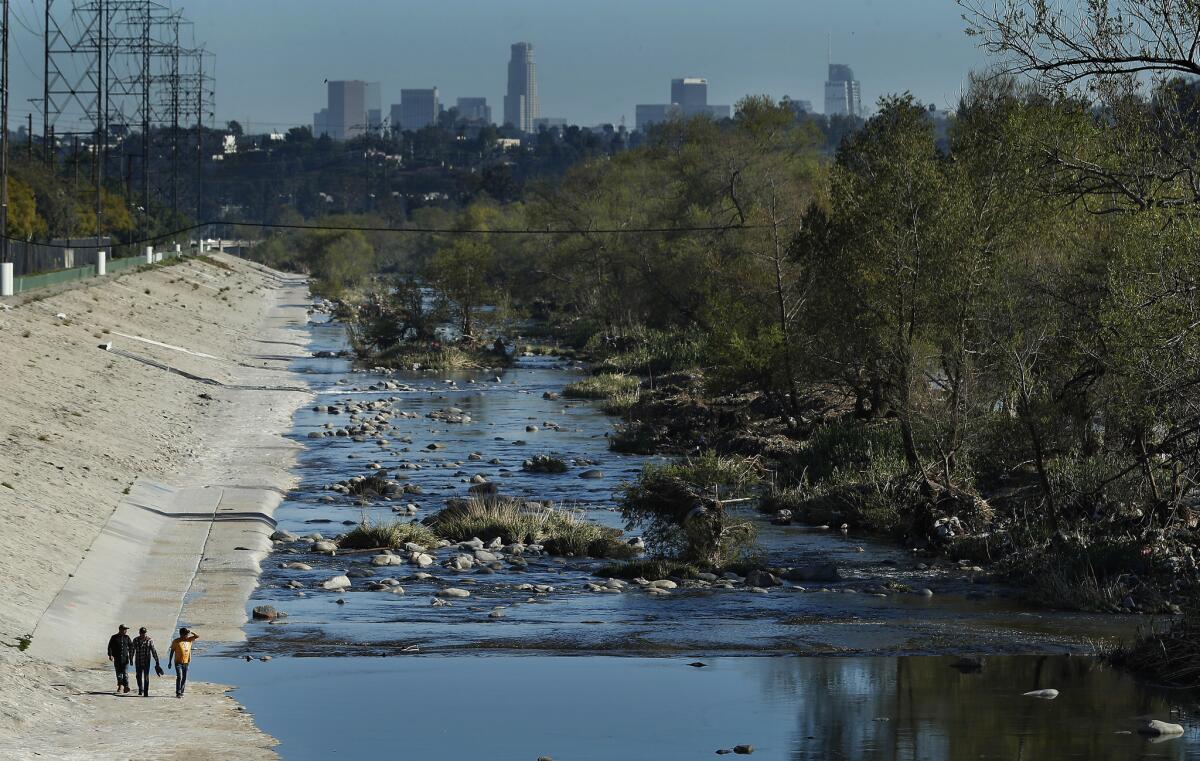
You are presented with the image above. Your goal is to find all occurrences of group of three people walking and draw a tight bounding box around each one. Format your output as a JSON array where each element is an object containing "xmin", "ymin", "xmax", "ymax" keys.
[{"xmin": 106, "ymin": 625, "xmax": 199, "ymax": 698}]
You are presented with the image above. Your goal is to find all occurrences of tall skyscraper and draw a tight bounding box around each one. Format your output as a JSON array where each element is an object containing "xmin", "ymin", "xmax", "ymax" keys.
[
  {"xmin": 456, "ymin": 97, "xmax": 492, "ymax": 124},
  {"xmin": 671, "ymin": 78, "xmax": 709, "ymax": 116},
  {"xmin": 398, "ymin": 88, "xmax": 441, "ymax": 131},
  {"xmin": 313, "ymin": 108, "xmax": 329, "ymax": 137},
  {"xmin": 326, "ymin": 80, "xmax": 368, "ymax": 140},
  {"xmin": 824, "ymin": 64, "xmax": 862, "ymax": 118},
  {"xmin": 504, "ymin": 42, "xmax": 539, "ymax": 133}
]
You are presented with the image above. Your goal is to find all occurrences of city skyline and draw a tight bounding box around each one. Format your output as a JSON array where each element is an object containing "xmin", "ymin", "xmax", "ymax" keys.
[{"xmin": 5, "ymin": 0, "xmax": 985, "ymax": 133}]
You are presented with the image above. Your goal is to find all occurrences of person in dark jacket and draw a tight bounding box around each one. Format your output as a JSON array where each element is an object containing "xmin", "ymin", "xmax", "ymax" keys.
[
  {"xmin": 106, "ymin": 625, "xmax": 133, "ymax": 694},
  {"xmin": 130, "ymin": 627, "xmax": 162, "ymax": 697}
]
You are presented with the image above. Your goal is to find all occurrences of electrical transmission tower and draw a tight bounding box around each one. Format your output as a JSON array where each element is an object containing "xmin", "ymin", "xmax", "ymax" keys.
[{"xmin": 43, "ymin": 0, "xmax": 210, "ymax": 241}]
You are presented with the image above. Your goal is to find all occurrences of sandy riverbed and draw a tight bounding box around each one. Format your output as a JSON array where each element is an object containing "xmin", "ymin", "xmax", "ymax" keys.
[{"xmin": 0, "ymin": 253, "xmax": 312, "ymax": 759}]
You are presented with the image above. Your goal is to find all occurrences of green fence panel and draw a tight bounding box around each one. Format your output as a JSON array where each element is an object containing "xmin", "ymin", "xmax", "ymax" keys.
[
  {"xmin": 9, "ymin": 246, "xmax": 200, "ymax": 295},
  {"xmin": 14, "ymin": 265, "xmax": 98, "ymax": 294}
]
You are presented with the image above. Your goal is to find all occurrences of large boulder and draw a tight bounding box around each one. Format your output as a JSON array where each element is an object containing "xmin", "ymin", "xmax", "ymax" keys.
[
  {"xmin": 744, "ymin": 570, "xmax": 782, "ymax": 588},
  {"xmin": 251, "ymin": 605, "xmax": 285, "ymax": 621}
]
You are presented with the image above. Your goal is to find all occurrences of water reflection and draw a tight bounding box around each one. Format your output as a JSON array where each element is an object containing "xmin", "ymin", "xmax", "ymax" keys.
[{"xmin": 205, "ymin": 655, "xmax": 1197, "ymax": 761}]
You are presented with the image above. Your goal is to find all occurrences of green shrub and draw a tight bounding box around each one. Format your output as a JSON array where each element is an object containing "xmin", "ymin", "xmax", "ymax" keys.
[{"xmin": 619, "ymin": 451, "xmax": 762, "ymax": 566}]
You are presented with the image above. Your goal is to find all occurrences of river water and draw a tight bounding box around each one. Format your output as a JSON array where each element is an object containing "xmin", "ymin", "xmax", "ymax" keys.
[{"xmin": 204, "ymin": 314, "xmax": 1200, "ymax": 760}]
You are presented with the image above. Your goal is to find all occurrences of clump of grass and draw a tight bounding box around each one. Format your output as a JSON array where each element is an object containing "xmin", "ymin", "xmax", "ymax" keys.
[
  {"xmin": 596, "ymin": 558, "xmax": 704, "ymax": 580},
  {"xmin": 587, "ymin": 327, "xmax": 705, "ymax": 376},
  {"xmin": 599, "ymin": 390, "xmax": 640, "ymax": 416},
  {"xmin": 339, "ymin": 520, "xmax": 437, "ymax": 550},
  {"xmin": 522, "ymin": 454, "xmax": 569, "ymax": 474},
  {"xmin": 427, "ymin": 497, "xmax": 633, "ymax": 558},
  {"xmin": 373, "ymin": 343, "xmax": 499, "ymax": 371},
  {"xmin": 563, "ymin": 373, "xmax": 640, "ymax": 400},
  {"xmin": 1107, "ymin": 613, "xmax": 1200, "ymax": 687}
]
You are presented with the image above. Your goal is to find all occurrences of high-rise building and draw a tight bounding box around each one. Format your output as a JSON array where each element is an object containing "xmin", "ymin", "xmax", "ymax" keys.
[
  {"xmin": 671, "ymin": 78, "xmax": 709, "ymax": 116},
  {"xmin": 366, "ymin": 82, "xmax": 382, "ymax": 132},
  {"xmin": 326, "ymin": 80, "xmax": 369, "ymax": 141},
  {"xmin": 504, "ymin": 42, "xmax": 539, "ymax": 133},
  {"xmin": 397, "ymin": 88, "xmax": 440, "ymax": 131},
  {"xmin": 824, "ymin": 64, "xmax": 862, "ymax": 118},
  {"xmin": 636, "ymin": 77, "xmax": 730, "ymax": 131},
  {"xmin": 635, "ymin": 103, "xmax": 681, "ymax": 131},
  {"xmin": 456, "ymin": 97, "xmax": 492, "ymax": 124},
  {"xmin": 313, "ymin": 108, "xmax": 329, "ymax": 138}
]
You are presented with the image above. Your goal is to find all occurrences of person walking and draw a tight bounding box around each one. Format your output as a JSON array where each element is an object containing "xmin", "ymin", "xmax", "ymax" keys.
[
  {"xmin": 130, "ymin": 627, "xmax": 162, "ymax": 697},
  {"xmin": 167, "ymin": 627, "xmax": 199, "ymax": 699},
  {"xmin": 106, "ymin": 624, "xmax": 134, "ymax": 695}
]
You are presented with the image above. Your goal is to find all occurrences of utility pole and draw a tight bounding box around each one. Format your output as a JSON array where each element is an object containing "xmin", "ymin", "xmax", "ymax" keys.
[
  {"xmin": 26, "ymin": 111, "xmax": 31, "ymax": 159},
  {"xmin": 2, "ymin": 0, "xmax": 10, "ymax": 262}
]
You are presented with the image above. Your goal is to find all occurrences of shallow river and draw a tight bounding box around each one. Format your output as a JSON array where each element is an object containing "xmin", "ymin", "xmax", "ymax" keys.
[{"xmin": 205, "ymin": 315, "xmax": 1200, "ymax": 759}]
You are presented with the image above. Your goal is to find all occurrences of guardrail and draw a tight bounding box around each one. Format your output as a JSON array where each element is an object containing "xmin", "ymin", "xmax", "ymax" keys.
[{"xmin": 1, "ymin": 242, "xmax": 217, "ymax": 297}]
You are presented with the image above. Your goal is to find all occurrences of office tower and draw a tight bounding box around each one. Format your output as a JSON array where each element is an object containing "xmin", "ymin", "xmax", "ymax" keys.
[
  {"xmin": 504, "ymin": 42, "xmax": 539, "ymax": 133},
  {"xmin": 398, "ymin": 88, "xmax": 440, "ymax": 131},
  {"xmin": 824, "ymin": 64, "xmax": 862, "ymax": 118},
  {"xmin": 313, "ymin": 108, "xmax": 329, "ymax": 137},
  {"xmin": 635, "ymin": 103, "xmax": 681, "ymax": 131},
  {"xmin": 366, "ymin": 82, "xmax": 382, "ymax": 132},
  {"xmin": 671, "ymin": 78, "xmax": 709, "ymax": 116},
  {"xmin": 326, "ymin": 80, "xmax": 368, "ymax": 140},
  {"xmin": 456, "ymin": 97, "xmax": 492, "ymax": 124},
  {"xmin": 636, "ymin": 77, "xmax": 729, "ymax": 131}
]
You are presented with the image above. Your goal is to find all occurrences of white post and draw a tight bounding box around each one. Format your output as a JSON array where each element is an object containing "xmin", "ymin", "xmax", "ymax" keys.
[
  {"xmin": 174, "ymin": 243, "xmax": 181, "ymax": 255},
  {"xmin": 217, "ymin": 238, "xmax": 223, "ymax": 252},
  {"xmin": 97, "ymin": 251, "xmax": 107, "ymax": 276},
  {"xmin": 144, "ymin": 245, "xmax": 154, "ymax": 264},
  {"xmin": 0, "ymin": 262, "xmax": 12, "ymax": 297},
  {"xmin": 63, "ymin": 249, "xmax": 75, "ymax": 269},
  {"xmin": 154, "ymin": 251, "xmax": 162, "ymax": 263}
]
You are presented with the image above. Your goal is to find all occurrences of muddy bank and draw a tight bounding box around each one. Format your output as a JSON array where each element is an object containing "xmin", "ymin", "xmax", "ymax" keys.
[{"xmin": 0, "ymin": 254, "xmax": 312, "ymax": 758}]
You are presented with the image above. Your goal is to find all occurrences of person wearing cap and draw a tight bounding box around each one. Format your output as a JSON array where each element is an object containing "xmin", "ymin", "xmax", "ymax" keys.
[
  {"xmin": 130, "ymin": 627, "xmax": 163, "ymax": 697},
  {"xmin": 167, "ymin": 627, "xmax": 199, "ymax": 698},
  {"xmin": 106, "ymin": 625, "xmax": 134, "ymax": 694}
]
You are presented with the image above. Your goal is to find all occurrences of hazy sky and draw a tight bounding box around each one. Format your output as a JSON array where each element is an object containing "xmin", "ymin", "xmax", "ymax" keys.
[{"xmin": 10, "ymin": 0, "xmax": 992, "ymax": 133}]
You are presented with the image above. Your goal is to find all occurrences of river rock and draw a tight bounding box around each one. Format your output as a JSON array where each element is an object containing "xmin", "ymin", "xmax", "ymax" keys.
[
  {"xmin": 459, "ymin": 538, "xmax": 485, "ymax": 551},
  {"xmin": 321, "ymin": 575, "xmax": 351, "ymax": 591},
  {"xmin": 449, "ymin": 554, "xmax": 475, "ymax": 570},
  {"xmin": 744, "ymin": 570, "xmax": 782, "ymax": 588},
  {"xmin": 251, "ymin": 605, "xmax": 285, "ymax": 620},
  {"xmin": 281, "ymin": 562, "xmax": 312, "ymax": 571},
  {"xmin": 474, "ymin": 550, "xmax": 499, "ymax": 562},
  {"xmin": 468, "ymin": 482, "xmax": 499, "ymax": 497},
  {"xmin": 649, "ymin": 579, "xmax": 677, "ymax": 589},
  {"xmin": 1023, "ymin": 689, "xmax": 1058, "ymax": 699},
  {"xmin": 771, "ymin": 509, "xmax": 793, "ymax": 526},
  {"xmin": 578, "ymin": 469, "xmax": 604, "ymax": 479},
  {"xmin": 439, "ymin": 587, "xmax": 471, "ymax": 598},
  {"xmin": 410, "ymin": 553, "xmax": 435, "ymax": 567},
  {"xmin": 1137, "ymin": 719, "xmax": 1184, "ymax": 736},
  {"xmin": 372, "ymin": 553, "xmax": 405, "ymax": 566},
  {"xmin": 270, "ymin": 530, "xmax": 297, "ymax": 541}
]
